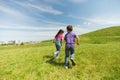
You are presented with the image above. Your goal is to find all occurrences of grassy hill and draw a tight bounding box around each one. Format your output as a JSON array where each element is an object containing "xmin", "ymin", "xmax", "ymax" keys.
[
  {"xmin": 83, "ymin": 26, "xmax": 120, "ymax": 36},
  {"xmin": 80, "ymin": 26, "xmax": 120, "ymax": 44},
  {"xmin": 0, "ymin": 26, "xmax": 120, "ymax": 80}
]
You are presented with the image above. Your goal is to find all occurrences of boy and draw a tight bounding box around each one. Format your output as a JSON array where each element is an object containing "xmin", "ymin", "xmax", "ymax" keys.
[{"xmin": 64, "ymin": 25, "xmax": 79, "ymax": 69}]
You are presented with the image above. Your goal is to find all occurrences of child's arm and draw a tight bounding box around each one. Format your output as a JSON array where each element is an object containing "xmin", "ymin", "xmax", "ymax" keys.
[
  {"xmin": 61, "ymin": 36, "xmax": 64, "ymax": 46},
  {"xmin": 76, "ymin": 36, "xmax": 80, "ymax": 45},
  {"xmin": 62, "ymin": 37, "xmax": 64, "ymax": 43}
]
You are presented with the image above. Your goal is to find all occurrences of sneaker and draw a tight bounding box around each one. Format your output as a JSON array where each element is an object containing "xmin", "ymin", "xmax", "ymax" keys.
[
  {"xmin": 53, "ymin": 52, "xmax": 57, "ymax": 58},
  {"xmin": 70, "ymin": 59, "xmax": 76, "ymax": 66},
  {"xmin": 64, "ymin": 65, "xmax": 68, "ymax": 69}
]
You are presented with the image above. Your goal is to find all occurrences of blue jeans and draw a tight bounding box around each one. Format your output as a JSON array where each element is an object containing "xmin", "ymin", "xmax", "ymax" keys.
[
  {"xmin": 55, "ymin": 38, "xmax": 62, "ymax": 51},
  {"xmin": 65, "ymin": 46, "xmax": 75, "ymax": 66},
  {"xmin": 55, "ymin": 42, "xmax": 61, "ymax": 56},
  {"xmin": 55, "ymin": 43, "xmax": 61, "ymax": 51}
]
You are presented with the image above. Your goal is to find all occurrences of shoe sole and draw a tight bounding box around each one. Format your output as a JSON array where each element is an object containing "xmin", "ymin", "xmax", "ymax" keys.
[
  {"xmin": 64, "ymin": 66, "xmax": 68, "ymax": 69},
  {"xmin": 70, "ymin": 59, "xmax": 76, "ymax": 66}
]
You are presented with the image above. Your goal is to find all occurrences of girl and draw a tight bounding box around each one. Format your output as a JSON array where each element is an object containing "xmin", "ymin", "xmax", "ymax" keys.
[{"xmin": 53, "ymin": 29, "xmax": 64, "ymax": 58}]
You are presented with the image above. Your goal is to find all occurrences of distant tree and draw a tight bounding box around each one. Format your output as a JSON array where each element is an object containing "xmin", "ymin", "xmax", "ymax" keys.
[{"xmin": 20, "ymin": 42, "xmax": 24, "ymax": 45}]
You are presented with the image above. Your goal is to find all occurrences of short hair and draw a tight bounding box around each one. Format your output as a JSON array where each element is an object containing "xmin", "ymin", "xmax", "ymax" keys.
[{"xmin": 67, "ymin": 25, "xmax": 73, "ymax": 31}]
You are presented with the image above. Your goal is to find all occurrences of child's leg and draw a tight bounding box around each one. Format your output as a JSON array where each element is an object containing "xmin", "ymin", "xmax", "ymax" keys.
[
  {"xmin": 70, "ymin": 47, "xmax": 74, "ymax": 60},
  {"xmin": 56, "ymin": 44, "xmax": 61, "ymax": 55},
  {"xmin": 70, "ymin": 47, "xmax": 76, "ymax": 66},
  {"xmin": 54, "ymin": 44, "xmax": 61, "ymax": 58},
  {"xmin": 65, "ymin": 46, "xmax": 69, "ymax": 66}
]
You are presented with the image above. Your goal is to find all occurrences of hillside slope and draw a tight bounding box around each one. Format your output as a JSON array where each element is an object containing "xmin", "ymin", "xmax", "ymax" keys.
[
  {"xmin": 82, "ymin": 26, "xmax": 120, "ymax": 36},
  {"xmin": 80, "ymin": 26, "xmax": 120, "ymax": 44}
]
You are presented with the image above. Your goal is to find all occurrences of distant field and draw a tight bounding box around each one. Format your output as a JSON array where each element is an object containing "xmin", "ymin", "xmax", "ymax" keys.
[{"xmin": 0, "ymin": 26, "xmax": 120, "ymax": 80}]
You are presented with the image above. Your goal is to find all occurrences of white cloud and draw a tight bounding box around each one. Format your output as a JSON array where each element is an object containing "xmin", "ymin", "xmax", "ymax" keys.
[
  {"xmin": 0, "ymin": 5, "xmax": 27, "ymax": 18},
  {"xmin": 73, "ymin": 26, "xmax": 91, "ymax": 35},
  {"xmin": 29, "ymin": 0, "xmax": 36, "ymax": 2},
  {"xmin": 69, "ymin": 0, "xmax": 87, "ymax": 3},
  {"xmin": 0, "ymin": 4, "xmax": 66, "ymax": 26},
  {"xmin": 83, "ymin": 22, "xmax": 92, "ymax": 25},
  {"xmin": 68, "ymin": 14, "xmax": 120, "ymax": 25},
  {"xmin": 82, "ymin": 17, "xmax": 120, "ymax": 25},
  {"xmin": 28, "ymin": 4, "xmax": 63, "ymax": 15},
  {"xmin": 0, "ymin": 25, "xmax": 91, "ymax": 42},
  {"xmin": 43, "ymin": 0, "xmax": 64, "ymax": 6},
  {"xmin": 35, "ymin": 18, "xmax": 67, "ymax": 26},
  {"xmin": 0, "ymin": 25, "xmax": 65, "ymax": 31},
  {"xmin": 0, "ymin": 27, "xmax": 54, "ymax": 42},
  {"xmin": 14, "ymin": 1, "xmax": 63, "ymax": 15},
  {"xmin": 68, "ymin": 14, "xmax": 83, "ymax": 20},
  {"xmin": 0, "ymin": 30, "xmax": 54, "ymax": 42}
]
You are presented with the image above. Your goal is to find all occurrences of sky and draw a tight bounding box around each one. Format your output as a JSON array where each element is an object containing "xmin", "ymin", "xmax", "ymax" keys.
[{"xmin": 0, "ymin": 0, "xmax": 120, "ymax": 42}]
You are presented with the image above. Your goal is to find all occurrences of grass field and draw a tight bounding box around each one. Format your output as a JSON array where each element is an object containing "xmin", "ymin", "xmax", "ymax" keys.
[{"xmin": 0, "ymin": 26, "xmax": 120, "ymax": 80}]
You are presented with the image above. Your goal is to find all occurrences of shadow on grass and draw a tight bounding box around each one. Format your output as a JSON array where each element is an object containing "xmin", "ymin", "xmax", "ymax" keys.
[{"xmin": 43, "ymin": 55, "xmax": 64, "ymax": 67}]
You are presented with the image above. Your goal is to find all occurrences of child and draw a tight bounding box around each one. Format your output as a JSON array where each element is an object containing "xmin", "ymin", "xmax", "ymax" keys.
[
  {"xmin": 53, "ymin": 29, "xmax": 64, "ymax": 58},
  {"xmin": 64, "ymin": 25, "xmax": 79, "ymax": 69}
]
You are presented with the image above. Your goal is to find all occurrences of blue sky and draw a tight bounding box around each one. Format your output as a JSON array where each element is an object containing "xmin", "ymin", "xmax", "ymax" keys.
[{"xmin": 0, "ymin": 0, "xmax": 120, "ymax": 42}]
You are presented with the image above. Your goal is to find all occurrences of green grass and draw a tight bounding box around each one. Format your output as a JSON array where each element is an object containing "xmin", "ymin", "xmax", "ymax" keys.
[
  {"xmin": 80, "ymin": 26, "xmax": 120, "ymax": 44},
  {"xmin": 0, "ymin": 26, "xmax": 120, "ymax": 80}
]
